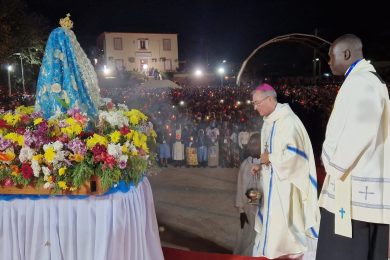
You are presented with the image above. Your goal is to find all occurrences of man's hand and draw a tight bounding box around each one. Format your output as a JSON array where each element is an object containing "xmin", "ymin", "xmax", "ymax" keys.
[
  {"xmin": 261, "ymin": 152, "xmax": 270, "ymax": 165},
  {"xmin": 251, "ymin": 164, "xmax": 261, "ymax": 176},
  {"xmin": 240, "ymin": 212, "xmax": 249, "ymax": 229}
]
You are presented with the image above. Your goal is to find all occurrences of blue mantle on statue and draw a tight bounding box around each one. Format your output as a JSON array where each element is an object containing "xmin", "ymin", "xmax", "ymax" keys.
[{"xmin": 35, "ymin": 27, "xmax": 100, "ymax": 120}]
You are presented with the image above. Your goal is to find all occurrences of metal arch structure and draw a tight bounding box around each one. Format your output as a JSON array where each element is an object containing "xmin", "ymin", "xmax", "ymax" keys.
[{"xmin": 236, "ymin": 33, "xmax": 332, "ymax": 85}]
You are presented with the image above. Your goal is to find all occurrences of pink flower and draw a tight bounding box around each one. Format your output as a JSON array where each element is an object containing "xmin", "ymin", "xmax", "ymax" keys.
[{"xmin": 4, "ymin": 178, "xmax": 14, "ymax": 186}]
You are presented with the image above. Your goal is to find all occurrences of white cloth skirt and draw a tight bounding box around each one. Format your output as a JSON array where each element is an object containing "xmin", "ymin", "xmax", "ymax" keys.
[{"xmin": 0, "ymin": 178, "xmax": 164, "ymax": 260}]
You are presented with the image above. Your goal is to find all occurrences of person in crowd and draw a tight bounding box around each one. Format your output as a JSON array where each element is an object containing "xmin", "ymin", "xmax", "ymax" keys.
[
  {"xmin": 316, "ymin": 34, "xmax": 390, "ymax": 260},
  {"xmin": 238, "ymin": 126, "xmax": 250, "ymax": 161},
  {"xmin": 157, "ymin": 125, "xmax": 171, "ymax": 167},
  {"xmin": 172, "ymin": 123, "xmax": 185, "ymax": 167},
  {"xmin": 251, "ymin": 83, "xmax": 320, "ymax": 259},
  {"xmin": 220, "ymin": 121, "xmax": 233, "ymax": 168},
  {"xmin": 196, "ymin": 128, "xmax": 208, "ymax": 167},
  {"xmin": 207, "ymin": 120, "xmax": 219, "ymax": 167},
  {"xmin": 234, "ymin": 132, "xmax": 261, "ymax": 256}
]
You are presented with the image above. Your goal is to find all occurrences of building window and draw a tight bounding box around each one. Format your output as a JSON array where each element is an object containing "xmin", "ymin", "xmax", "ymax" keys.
[
  {"xmin": 163, "ymin": 39, "xmax": 171, "ymax": 51},
  {"xmin": 137, "ymin": 39, "xmax": 149, "ymax": 50},
  {"xmin": 113, "ymin": 38, "xmax": 123, "ymax": 50}
]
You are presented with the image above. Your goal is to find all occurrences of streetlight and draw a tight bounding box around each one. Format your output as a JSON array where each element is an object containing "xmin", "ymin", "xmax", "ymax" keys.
[
  {"xmin": 13, "ymin": 53, "xmax": 25, "ymax": 94},
  {"xmin": 194, "ymin": 69, "xmax": 203, "ymax": 77},
  {"xmin": 7, "ymin": 65, "xmax": 13, "ymax": 96},
  {"xmin": 218, "ymin": 67, "xmax": 225, "ymax": 87}
]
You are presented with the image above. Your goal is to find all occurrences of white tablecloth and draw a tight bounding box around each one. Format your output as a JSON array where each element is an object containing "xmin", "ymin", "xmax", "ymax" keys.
[{"xmin": 0, "ymin": 177, "xmax": 164, "ymax": 260}]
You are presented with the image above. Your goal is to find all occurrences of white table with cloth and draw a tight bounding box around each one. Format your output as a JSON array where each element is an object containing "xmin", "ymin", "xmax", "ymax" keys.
[{"xmin": 0, "ymin": 177, "xmax": 164, "ymax": 260}]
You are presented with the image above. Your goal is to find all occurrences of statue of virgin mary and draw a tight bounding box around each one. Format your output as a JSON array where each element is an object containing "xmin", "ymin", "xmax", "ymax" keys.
[{"xmin": 35, "ymin": 14, "xmax": 101, "ymax": 120}]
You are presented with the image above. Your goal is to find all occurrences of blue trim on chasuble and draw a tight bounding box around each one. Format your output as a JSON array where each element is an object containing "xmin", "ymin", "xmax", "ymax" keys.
[
  {"xmin": 261, "ymin": 121, "xmax": 276, "ymax": 256},
  {"xmin": 310, "ymin": 227, "xmax": 319, "ymax": 238},
  {"xmin": 262, "ymin": 167, "xmax": 273, "ymax": 256},
  {"xmin": 35, "ymin": 27, "xmax": 98, "ymax": 120},
  {"xmin": 269, "ymin": 122, "xmax": 276, "ymax": 154},
  {"xmin": 287, "ymin": 145, "xmax": 318, "ymax": 189}
]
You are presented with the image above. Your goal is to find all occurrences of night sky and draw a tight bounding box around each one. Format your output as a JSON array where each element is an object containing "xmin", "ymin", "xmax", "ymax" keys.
[{"xmin": 25, "ymin": 0, "xmax": 390, "ymax": 73}]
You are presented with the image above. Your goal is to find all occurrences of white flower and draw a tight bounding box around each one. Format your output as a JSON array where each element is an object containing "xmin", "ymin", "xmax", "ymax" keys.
[
  {"xmin": 53, "ymin": 141, "xmax": 63, "ymax": 151},
  {"xmin": 129, "ymin": 142, "xmax": 137, "ymax": 153},
  {"xmin": 119, "ymin": 154, "xmax": 128, "ymax": 163},
  {"xmin": 43, "ymin": 182, "xmax": 55, "ymax": 189},
  {"xmin": 98, "ymin": 110, "xmax": 129, "ymax": 128},
  {"xmin": 42, "ymin": 167, "xmax": 51, "ymax": 176},
  {"xmin": 107, "ymin": 143, "xmax": 122, "ymax": 159},
  {"xmin": 118, "ymin": 103, "xmax": 128, "ymax": 111},
  {"xmin": 31, "ymin": 160, "xmax": 41, "ymax": 177},
  {"xmin": 19, "ymin": 147, "xmax": 34, "ymax": 163}
]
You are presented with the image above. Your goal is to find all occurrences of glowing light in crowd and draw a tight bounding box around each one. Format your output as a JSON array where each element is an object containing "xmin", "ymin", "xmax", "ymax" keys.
[
  {"xmin": 179, "ymin": 101, "xmax": 185, "ymax": 106},
  {"xmin": 194, "ymin": 69, "xmax": 203, "ymax": 77},
  {"xmin": 218, "ymin": 67, "xmax": 225, "ymax": 75},
  {"xmin": 103, "ymin": 65, "xmax": 110, "ymax": 75},
  {"xmin": 236, "ymin": 101, "xmax": 242, "ymax": 106},
  {"xmin": 172, "ymin": 105, "xmax": 175, "ymax": 109},
  {"xmin": 7, "ymin": 65, "xmax": 14, "ymax": 72},
  {"xmin": 142, "ymin": 64, "xmax": 148, "ymax": 70},
  {"xmin": 220, "ymin": 99, "xmax": 224, "ymax": 103},
  {"xmin": 246, "ymin": 100, "xmax": 251, "ymax": 104}
]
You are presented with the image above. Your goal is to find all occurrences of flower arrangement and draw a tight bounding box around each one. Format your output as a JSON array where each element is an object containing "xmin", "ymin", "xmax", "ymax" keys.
[{"xmin": 0, "ymin": 103, "xmax": 157, "ymax": 193}]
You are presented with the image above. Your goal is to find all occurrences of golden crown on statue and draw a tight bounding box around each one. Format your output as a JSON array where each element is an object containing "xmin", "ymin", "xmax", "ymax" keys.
[{"xmin": 59, "ymin": 13, "xmax": 73, "ymax": 29}]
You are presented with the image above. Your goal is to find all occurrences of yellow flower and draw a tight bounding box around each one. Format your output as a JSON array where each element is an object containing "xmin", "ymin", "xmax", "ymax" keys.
[
  {"xmin": 122, "ymin": 144, "xmax": 128, "ymax": 153},
  {"xmin": 34, "ymin": 118, "xmax": 43, "ymax": 125},
  {"xmin": 86, "ymin": 134, "xmax": 108, "ymax": 149},
  {"xmin": 69, "ymin": 153, "xmax": 84, "ymax": 162},
  {"xmin": 15, "ymin": 106, "xmax": 34, "ymax": 115},
  {"xmin": 61, "ymin": 118, "xmax": 82, "ymax": 137},
  {"xmin": 4, "ymin": 133, "xmax": 24, "ymax": 146},
  {"xmin": 109, "ymin": 131, "xmax": 121, "ymax": 144},
  {"xmin": 33, "ymin": 154, "xmax": 43, "ymax": 163},
  {"xmin": 125, "ymin": 131, "xmax": 134, "ymax": 141},
  {"xmin": 0, "ymin": 151, "xmax": 16, "ymax": 162},
  {"xmin": 3, "ymin": 113, "xmax": 21, "ymax": 126},
  {"xmin": 69, "ymin": 186, "xmax": 77, "ymax": 191},
  {"xmin": 132, "ymin": 131, "xmax": 140, "ymax": 147},
  {"xmin": 150, "ymin": 129, "xmax": 157, "ymax": 138},
  {"xmin": 44, "ymin": 147, "xmax": 56, "ymax": 163},
  {"xmin": 124, "ymin": 109, "xmax": 148, "ymax": 125},
  {"xmin": 130, "ymin": 115, "xmax": 139, "ymax": 125},
  {"xmin": 58, "ymin": 167, "xmax": 67, "ymax": 176},
  {"xmin": 58, "ymin": 181, "xmax": 68, "ymax": 190}
]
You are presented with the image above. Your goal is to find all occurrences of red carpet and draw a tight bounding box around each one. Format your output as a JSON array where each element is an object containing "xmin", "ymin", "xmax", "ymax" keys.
[{"xmin": 162, "ymin": 247, "xmax": 269, "ymax": 260}]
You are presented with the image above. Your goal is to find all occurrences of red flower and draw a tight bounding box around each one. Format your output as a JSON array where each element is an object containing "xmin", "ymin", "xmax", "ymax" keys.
[
  {"xmin": 21, "ymin": 115, "xmax": 31, "ymax": 124},
  {"xmin": 16, "ymin": 127, "xmax": 26, "ymax": 135},
  {"xmin": 21, "ymin": 163, "xmax": 33, "ymax": 179},
  {"xmin": 119, "ymin": 126, "xmax": 130, "ymax": 135},
  {"xmin": 104, "ymin": 155, "xmax": 116, "ymax": 169},
  {"xmin": 0, "ymin": 119, "xmax": 11, "ymax": 129}
]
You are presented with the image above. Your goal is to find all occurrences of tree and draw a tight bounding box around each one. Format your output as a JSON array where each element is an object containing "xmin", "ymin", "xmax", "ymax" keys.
[{"xmin": 0, "ymin": 0, "xmax": 49, "ymax": 92}]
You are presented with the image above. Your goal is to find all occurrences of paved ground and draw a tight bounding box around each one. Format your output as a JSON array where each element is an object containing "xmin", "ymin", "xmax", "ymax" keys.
[{"xmin": 148, "ymin": 165, "xmax": 241, "ymax": 253}]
